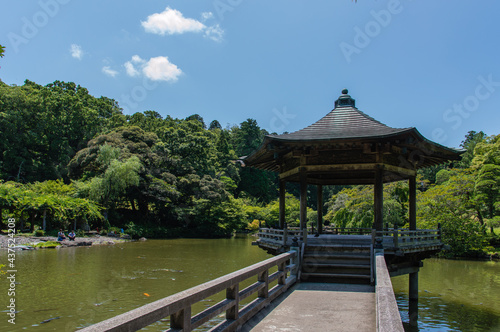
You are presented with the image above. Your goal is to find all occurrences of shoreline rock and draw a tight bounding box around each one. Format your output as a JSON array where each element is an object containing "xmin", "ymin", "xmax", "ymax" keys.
[{"xmin": 0, "ymin": 234, "xmax": 131, "ymax": 250}]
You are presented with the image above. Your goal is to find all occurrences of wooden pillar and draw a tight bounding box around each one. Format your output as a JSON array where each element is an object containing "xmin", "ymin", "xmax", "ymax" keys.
[
  {"xmin": 279, "ymin": 180, "xmax": 286, "ymax": 229},
  {"xmin": 374, "ymin": 169, "xmax": 384, "ymax": 231},
  {"xmin": 409, "ymin": 296, "xmax": 419, "ymax": 327},
  {"xmin": 317, "ymin": 185, "xmax": 323, "ymax": 234},
  {"xmin": 300, "ymin": 170, "xmax": 307, "ymax": 230},
  {"xmin": 409, "ymin": 271, "xmax": 419, "ymax": 301},
  {"xmin": 409, "ymin": 175, "xmax": 417, "ymax": 230}
]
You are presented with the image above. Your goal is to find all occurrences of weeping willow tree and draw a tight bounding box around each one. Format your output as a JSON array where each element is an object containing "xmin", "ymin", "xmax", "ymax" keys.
[{"xmin": 0, "ymin": 180, "xmax": 103, "ymax": 231}]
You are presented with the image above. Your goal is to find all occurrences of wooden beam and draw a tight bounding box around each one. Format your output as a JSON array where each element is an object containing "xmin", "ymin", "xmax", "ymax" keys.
[
  {"xmin": 279, "ymin": 163, "xmax": 416, "ymax": 181},
  {"xmin": 279, "ymin": 166, "xmax": 300, "ymax": 180}
]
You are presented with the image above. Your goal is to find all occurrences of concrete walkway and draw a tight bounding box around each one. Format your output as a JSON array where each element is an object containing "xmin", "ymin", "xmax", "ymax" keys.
[{"xmin": 241, "ymin": 283, "xmax": 376, "ymax": 332}]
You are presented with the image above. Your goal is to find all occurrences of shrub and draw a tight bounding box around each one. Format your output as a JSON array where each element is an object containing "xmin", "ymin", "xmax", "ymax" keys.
[
  {"xmin": 124, "ymin": 222, "xmax": 142, "ymax": 239},
  {"xmin": 34, "ymin": 241, "xmax": 61, "ymax": 248},
  {"xmin": 247, "ymin": 219, "xmax": 264, "ymax": 232},
  {"xmin": 34, "ymin": 229, "xmax": 45, "ymax": 237}
]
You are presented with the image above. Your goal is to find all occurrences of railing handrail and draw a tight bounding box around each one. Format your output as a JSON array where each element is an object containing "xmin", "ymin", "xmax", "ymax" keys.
[
  {"xmin": 258, "ymin": 226, "xmax": 443, "ymax": 252},
  {"xmin": 375, "ymin": 252, "xmax": 404, "ymax": 332},
  {"xmin": 80, "ymin": 251, "xmax": 298, "ymax": 332}
]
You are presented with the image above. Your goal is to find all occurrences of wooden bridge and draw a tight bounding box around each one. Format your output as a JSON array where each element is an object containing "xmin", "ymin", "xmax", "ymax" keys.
[
  {"xmin": 78, "ymin": 226, "xmax": 441, "ymax": 332},
  {"xmin": 79, "ymin": 90, "xmax": 456, "ymax": 331}
]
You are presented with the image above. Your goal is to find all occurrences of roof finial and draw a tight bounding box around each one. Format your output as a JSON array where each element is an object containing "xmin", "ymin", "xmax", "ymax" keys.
[{"xmin": 335, "ymin": 88, "xmax": 355, "ymax": 108}]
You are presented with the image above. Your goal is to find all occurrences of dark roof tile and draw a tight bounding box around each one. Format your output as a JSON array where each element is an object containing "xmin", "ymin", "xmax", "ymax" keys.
[{"xmin": 269, "ymin": 106, "xmax": 410, "ymax": 141}]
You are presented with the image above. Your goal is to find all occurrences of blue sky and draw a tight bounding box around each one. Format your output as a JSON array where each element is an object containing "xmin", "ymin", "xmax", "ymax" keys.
[{"xmin": 1, "ymin": 0, "xmax": 499, "ymax": 149}]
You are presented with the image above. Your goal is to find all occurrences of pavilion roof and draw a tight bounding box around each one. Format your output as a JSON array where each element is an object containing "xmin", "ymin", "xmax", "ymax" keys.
[
  {"xmin": 268, "ymin": 103, "xmax": 411, "ymax": 142},
  {"xmin": 242, "ymin": 89, "xmax": 462, "ymax": 175}
]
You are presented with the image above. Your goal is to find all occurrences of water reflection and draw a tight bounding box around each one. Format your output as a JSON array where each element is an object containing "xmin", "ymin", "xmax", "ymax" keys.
[
  {"xmin": 392, "ymin": 258, "xmax": 500, "ymax": 332},
  {"xmin": 0, "ymin": 236, "xmax": 271, "ymax": 331}
]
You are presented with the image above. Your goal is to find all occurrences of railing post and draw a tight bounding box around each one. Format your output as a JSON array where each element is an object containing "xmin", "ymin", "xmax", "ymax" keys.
[
  {"xmin": 170, "ymin": 307, "xmax": 191, "ymax": 331},
  {"xmin": 283, "ymin": 223, "xmax": 288, "ymax": 246},
  {"xmin": 303, "ymin": 228, "xmax": 308, "ymax": 246},
  {"xmin": 393, "ymin": 223, "xmax": 399, "ymax": 249},
  {"xmin": 226, "ymin": 284, "xmax": 239, "ymax": 320},
  {"xmin": 278, "ymin": 261, "xmax": 286, "ymax": 285},
  {"xmin": 258, "ymin": 270, "xmax": 269, "ymax": 299},
  {"xmin": 290, "ymin": 242, "xmax": 300, "ymax": 277}
]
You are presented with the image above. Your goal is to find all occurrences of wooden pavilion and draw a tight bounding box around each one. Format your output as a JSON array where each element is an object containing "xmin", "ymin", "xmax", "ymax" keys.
[{"xmin": 242, "ymin": 89, "xmax": 462, "ymax": 233}]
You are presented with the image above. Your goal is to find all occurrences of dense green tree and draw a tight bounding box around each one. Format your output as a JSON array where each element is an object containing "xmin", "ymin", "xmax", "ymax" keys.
[
  {"xmin": 417, "ymin": 170, "xmax": 487, "ymax": 256},
  {"xmin": 209, "ymin": 119, "xmax": 222, "ymax": 130},
  {"xmin": 185, "ymin": 114, "xmax": 206, "ymax": 129},
  {"xmin": 69, "ymin": 126, "xmax": 172, "ymax": 216},
  {"xmin": 231, "ymin": 119, "xmax": 277, "ymax": 202},
  {"xmin": 0, "ymin": 180, "xmax": 102, "ymax": 231},
  {"xmin": 471, "ymin": 134, "xmax": 500, "ymax": 232},
  {"xmin": 324, "ymin": 181, "xmax": 410, "ymax": 229},
  {"xmin": 0, "ymin": 80, "xmax": 124, "ymax": 181},
  {"xmin": 458, "ymin": 130, "xmax": 486, "ymax": 168}
]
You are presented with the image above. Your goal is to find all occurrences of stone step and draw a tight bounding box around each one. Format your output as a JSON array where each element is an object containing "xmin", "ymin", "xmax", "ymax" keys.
[
  {"xmin": 301, "ymin": 272, "xmax": 371, "ymax": 284},
  {"xmin": 302, "ymin": 263, "xmax": 371, "ymax": 275},
  {"xmin": 302, "ymin": 262, "xmax": 371, "ymax": 269},
  {"xmin": 303, "ymin": 253, "xmax": 370, "ymax": 261}
]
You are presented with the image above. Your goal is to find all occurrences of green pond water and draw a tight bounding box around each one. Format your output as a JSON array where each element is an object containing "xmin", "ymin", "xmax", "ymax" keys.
[{"xmin": 0, "ymin": 237, "xmax": 499, "ymax": 331}]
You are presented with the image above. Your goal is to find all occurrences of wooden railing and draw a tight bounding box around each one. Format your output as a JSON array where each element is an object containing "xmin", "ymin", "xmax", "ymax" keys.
[
  {"xmin": 371, "ymin": 224, "xmax": 442, "ymax": 251},
  {"xmin": 326, "ymin": 227, "xmax": 373, "ymax": 235},
  {"xmin": 257, "ymin": 227, "xmax": 308, "ymax": 247},
  {"xmin": 257, "ymin": 224, "xmax": 442, "ymax": 253},
  {"xmin": 374, "ymin": 252, "xmax": 404, "ymax": 332},
  {"xmin": 80, "ymin": 251, "xmax": 298, "ymax": 332}
]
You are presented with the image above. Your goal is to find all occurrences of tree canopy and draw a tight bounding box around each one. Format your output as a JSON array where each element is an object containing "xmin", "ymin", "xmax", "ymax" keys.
[{"xmin": 0, "ymin": 80, "xmax": 498, "ymax": 252}]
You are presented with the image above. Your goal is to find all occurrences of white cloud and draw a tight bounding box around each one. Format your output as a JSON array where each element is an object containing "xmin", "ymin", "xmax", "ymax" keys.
[
  {"xmin": 124, "ymin": 55, "xmax": 182, "ymax": 82},
  {"xmin": 131, "ymin": 55, "xmax": 144, "ymax": 63},
  {"xmin": 143, "ymin": 56, "xmax": 182, "ymax": 82},
  {"xmin": 124, "ymin": 61, "xmax": 139, "ymax": 77},
  {"xmin": 201, "ymin": 12, "xmax": 214, "ymax": 22},
  {"xmin": 141, "ymin": 7, "xmax": 205, "ymax": 35},
  {"xmin": 70, "ymin": 44, "xmax": 83, "ymax": 60},
  {"xmin": 204, "ymin": 24, "xmax": 224, "ymax": 43},
  {"xmin": 102, "ymin": 66, "xmax": 119, "ymax": 77}
]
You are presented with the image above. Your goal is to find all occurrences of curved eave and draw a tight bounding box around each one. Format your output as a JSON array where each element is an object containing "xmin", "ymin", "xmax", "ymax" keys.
[
  {"xmin": 267, "ymin": 127, "xmax": 415, "ymax": 143},
  {"xmin": 241, "ymin": 127, "xmax": 463, "ymax": 172}
]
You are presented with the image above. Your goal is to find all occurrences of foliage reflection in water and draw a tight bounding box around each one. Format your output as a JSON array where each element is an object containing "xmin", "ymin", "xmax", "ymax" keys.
[
  {"xmin": 391, "ymin": 258, "xmax": 500, "ymax": 332},
  {"xmin": 0, "ymin": 236, "xmax": 271, "ymax": 331},
  {"xmin": 1, "ymin": 239, "xmax": 499, "ymax": 331}
]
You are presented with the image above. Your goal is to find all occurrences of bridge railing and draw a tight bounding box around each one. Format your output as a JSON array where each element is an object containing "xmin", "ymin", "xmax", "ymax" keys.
[
  {"xmin": 371, "ymin": 223, "xmax": 442, "ymax": 251},
  {"xmin": 79, "ymin": 251, "xmax": 298, "ymax": 332},
  {"xmin": 257, "ymin": 227, "xmax": 308, "ymax": 246},
  {"xmin": 257, "ymin": 224, "xmax": 442, "ymax": 252},
  {"xmin": 374, "ymin": 252, "xmax": 404, "ymax": 332}
]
